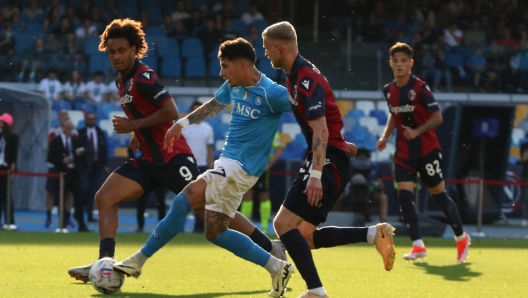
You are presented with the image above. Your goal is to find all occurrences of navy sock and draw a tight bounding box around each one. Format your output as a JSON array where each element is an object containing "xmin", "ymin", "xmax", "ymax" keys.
[
  {"xmin": 398, "ymin": 189, "xmax": 421, "ymax": 241},
  {"xmin": 46, "ymin": 210, "xmax": 51, "ymax": 220},
  {"xmin": 280, "ymin": 229, "xmax": 322, "ymax": 289},
  {"xmin": 313, "ymin": 227, "xmax": 368, "ymax": 249},
  {"xmin": 249, "ymin": 227, "xmax": 273, "ymax": 252},
  {"xmin": 431, "ymin": 192, "xmax": 464, "ymax": 237},
  {"xmin": 99, "ymin": 238, "xmax": 115, "ymax": 259}
]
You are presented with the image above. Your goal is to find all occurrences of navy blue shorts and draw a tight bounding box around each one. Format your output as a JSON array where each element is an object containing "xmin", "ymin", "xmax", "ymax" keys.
[
  {"xmin": 394, "ymin": 149, "xmax": 444, "ymax": 188},
  {"xmin": 282, "ymin": 147, "xmax": 352, "ymax": 226},
  {"xmin": 114, "ymin": 154, "xmax": 200, "ymax": 194}
]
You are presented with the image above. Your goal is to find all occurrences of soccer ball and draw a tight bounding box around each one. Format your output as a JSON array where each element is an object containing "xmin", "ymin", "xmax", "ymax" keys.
[{"xmin": 89, "ymin": 258, "xmax": 125, "ymax": 294}]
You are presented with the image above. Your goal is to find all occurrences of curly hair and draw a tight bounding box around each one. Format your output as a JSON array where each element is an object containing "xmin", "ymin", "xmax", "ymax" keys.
[{"xmin": 99, "ymin": 18, "xmax": 148, "ymax": 58}]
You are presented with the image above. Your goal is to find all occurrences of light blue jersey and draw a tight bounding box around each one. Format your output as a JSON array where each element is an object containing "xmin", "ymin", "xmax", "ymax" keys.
[{"xmin": 215, "ymin": 73, "xmax": 291, "ymax": 177}]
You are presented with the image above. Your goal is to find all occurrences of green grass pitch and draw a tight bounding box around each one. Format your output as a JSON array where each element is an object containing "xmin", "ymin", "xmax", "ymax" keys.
[{"xmin": 1, "ymin": 232, "xmax": 527, "ymax": 297}]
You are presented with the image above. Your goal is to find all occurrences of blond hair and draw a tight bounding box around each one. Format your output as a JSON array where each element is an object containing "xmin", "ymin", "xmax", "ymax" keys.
[{"xmin": 262, "ymin": 21, "xmax": 297, "ymax": 45}]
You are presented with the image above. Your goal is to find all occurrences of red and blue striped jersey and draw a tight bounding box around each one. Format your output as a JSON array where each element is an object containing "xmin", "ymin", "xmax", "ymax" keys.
[
  {"xmin": 286, "ymin": 54, "xmax": 348, "ymax": 155},
  {"xmin": 116, "ymin": 59, "xmax": 193, "ymax": 166},
  {"xmin": 382, "ymin": 75, "xmax": 441, "ymax": 161}
]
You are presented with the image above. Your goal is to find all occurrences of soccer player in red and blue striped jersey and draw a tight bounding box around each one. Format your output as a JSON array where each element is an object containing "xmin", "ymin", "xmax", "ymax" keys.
[{"xmin": 377, "ymin": 42, "xmax": 470, "ymax": 263}]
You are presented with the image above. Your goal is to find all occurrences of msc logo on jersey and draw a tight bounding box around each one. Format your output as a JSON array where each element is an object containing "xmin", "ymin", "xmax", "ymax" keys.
[
  {"xmin": 126, "ymin": 79, "xmax": 133, "ymax": 91},
  {"xmin": 234, "ymin": 102, "xmax": 260, "ymax": 119},
  {"xmin": 389, "ymin": 104, "xmax": 414, "ymax": 114},
  {"xmin": 408, "ymin": 89, "xmax": 416, "ymax": 101},
  {"xmin": 254, "ymin": 96, "xmax": 262, "ymax": 106},
  {"xmin": 120, "ymin": 94, "xmax": 133, "ymax": 105}
]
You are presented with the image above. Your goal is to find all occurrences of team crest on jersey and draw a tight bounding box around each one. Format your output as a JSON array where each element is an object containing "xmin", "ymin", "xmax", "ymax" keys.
[
  {"xmin": 408, "ymin": 89, "xmax": 416, "ymax": 101},
  {"xmin": 126, "ymin": 79, "xmax": 133, "ymax": 91},
  {"xmin": 254, "ymin": 96, "xmax": 262, "ymax": 106}
]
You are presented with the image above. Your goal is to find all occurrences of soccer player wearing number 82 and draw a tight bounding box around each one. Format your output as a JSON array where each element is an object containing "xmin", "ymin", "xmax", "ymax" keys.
[{"xmin": 377, "ymin": 42, "xmax": 470, "ymax": 263}]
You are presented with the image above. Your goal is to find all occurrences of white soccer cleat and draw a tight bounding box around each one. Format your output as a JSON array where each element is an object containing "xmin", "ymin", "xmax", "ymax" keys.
[
  {"xmin": 112, "ymin": 256, "xmax": 143, "ymax": 278},
  {"xmin": 271, "ymin": 240, "xmax": 288, "ymax": 261},
  {"xmin": 68, "ymin": 263, "xmax": 92, "ymax": 283},
  {"xmin": 403, "ymin": 246, "xmax": 428, "ymax": 261},
  {"xmin": 268, "ymin": 261, "xmax": 295, "ymax": 297}
]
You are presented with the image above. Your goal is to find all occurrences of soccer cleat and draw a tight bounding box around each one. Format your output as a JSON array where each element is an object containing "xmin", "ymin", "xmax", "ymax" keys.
[
  {"xmin": 268, "ymin": 261, "xmax": 295, "ymax": 297},
  {"xmin": 67, "ymin": 264, "xmax": 92, "ymax": 283},
  {"xmin": 403, "ymin": 246, "xmax": 428, "ymax": 261},
  {"xmin": 456, "ymin": 232, "xmax": 471, "ymax": 263},
  {"xmin": 270, "ymin": 240, "xmax": 288, "ymax": 261},
  {"xmin": 297, "ymin": 292, "xmax": 330, "ymax": 298},
  {"xmin": 112, "ymin": 256, "xmax": 142, "ymax": 278},
  {"xmin": 373, "ymin": 223, "xmax": 397, "ymax": 271}
]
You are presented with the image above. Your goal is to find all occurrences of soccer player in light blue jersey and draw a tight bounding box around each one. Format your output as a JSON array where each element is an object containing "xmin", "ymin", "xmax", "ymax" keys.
[{"xmin": 113, "ymin": 38, "xmax": 294, "ymax": 297}]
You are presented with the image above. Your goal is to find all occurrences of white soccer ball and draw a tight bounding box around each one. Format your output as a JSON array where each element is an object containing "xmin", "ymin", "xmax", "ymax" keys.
[{"xmin": 89, "ymin": 258, "xmax": 125, "ymax": 294}]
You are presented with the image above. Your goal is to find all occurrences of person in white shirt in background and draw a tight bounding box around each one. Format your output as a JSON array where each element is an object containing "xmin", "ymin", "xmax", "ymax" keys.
[
  {"xmin": 63, "ymin": 70, "xmax": 86, "ymax": 108},
  {"xmin": 181, "ymin": 101, "xmax": 214, "ymax": 233},
  {"xmin": 106, "ymin": 80, "xmax": 119, "ymax": 103},
  {"xmin": 241, "ymin": 4, "xmax": 265, "ymax": 25},
  {"xmin": 444, "ymin": 21, "xmax": 463, "ymax": 48},
  {"xmin": 83, "ymin": 70, "xmax": 109, "ymax": 103},
  {"xmin": 38, "ymin": 68, "xmax": 63, "ymax": 102}
]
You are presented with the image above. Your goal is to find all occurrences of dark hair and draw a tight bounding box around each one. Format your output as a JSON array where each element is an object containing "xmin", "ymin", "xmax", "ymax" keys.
[
  {"xmin": 0, "ymin": 121, "xmax": 11, "ymax": 138},
  {"xmin": 217, "ymin": 37, "xmax": 256, "ymax": 64},
  {"xmin": 99, "ymin": 18, "xmax": 148, "ymax": 58},
  {"xmin": 389, "ymin": 42, "xmax": 413, "ymax": 58}
]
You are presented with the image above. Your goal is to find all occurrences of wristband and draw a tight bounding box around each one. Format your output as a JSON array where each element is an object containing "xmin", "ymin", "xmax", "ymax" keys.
[
  {"xmin": 309, "ymin": 169, "xmax": 322, "ymax": 180},
  {"xmin": 176, "ymin": 118, "xmax": 190, "ymax": 128}
]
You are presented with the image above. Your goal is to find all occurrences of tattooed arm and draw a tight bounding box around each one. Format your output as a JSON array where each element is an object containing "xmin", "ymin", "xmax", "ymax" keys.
[
  {"xmin": 164, "ymin": 98, "xmax": 226, "ymax": 152},
  {"xmin": 304, "ymin": 117, "xmax": 328, "ymax": 207},
  {"xmin": 402, "ymin": 110, "xmax": 443, "ymax": 140},
  {"xmin": 308, "ymin": 117, "xmax": 329, "ymax": 172},
  {"xmin": 187, "ymin": 98, "xmax": 227, "ymax": 124}
]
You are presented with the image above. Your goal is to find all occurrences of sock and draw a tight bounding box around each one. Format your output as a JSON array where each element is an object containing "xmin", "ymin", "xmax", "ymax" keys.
[
  {"xmin": 99, "ymin": 238, "xmax": 115, "ymax": 259},
  {"xmin": 413, "ymin": 239, "xmax": 425, "ymax": 247},
  {"xmin": 260, "ymin": 200, "xmax": 271, "ymax": 233},
  {"xmin": 455, "ymin": 232, "xmax": 466, "ymax": 241},
  {"xmin": 249, "ymin": 227, "xmax": 273, "ymax": 252},
  {"xmin": 313, "ymin": 226, "xmax": 368, "ymax": 249},
  {"xmin": 431, "ymin": 192, "xmax": 464, "ymax": 237},
  {"xmin": 308, "ymin": 287, "xmax": 327, "ymax": 296},
  {"xmin": 281, "ymin": 229, "xmax": 322, "ymax": 289},
  {"xmin": 211, "ymin": 229, "xmax": 271, "ymax": 270},
  {"xmin": 132, "ymin": 250, "xmax": 148, "ymax": 267},
  {"xmin": 398, "ymin": 189, "xmax": 421, "ymax": 241},
  {"xmin": 366, "ymin": 225, "xmax": 377, "ymax": 244},
  {"xmin": 240, "ymin": 200, "xmax": 253, "ymax": 219},
  {"xmin": 141, "ymin": 193, "xmax": 191, "ymax": 257},
  {"xmin": 46, "ymin": 210, "xmax": 51, "ymax": 220}
]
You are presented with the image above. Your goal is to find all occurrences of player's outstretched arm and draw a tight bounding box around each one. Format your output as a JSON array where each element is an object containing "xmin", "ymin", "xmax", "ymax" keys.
[
  {"xmin": 164, "ymin": 98, "xmax": 226, "ymax": 152},
  {"xmin": 377, "ymin": 114, "xmax": 395, "ymax": 151},
  {"xmin": 113, "ymin": 99, "xmax": 178, "ymax": 133}
]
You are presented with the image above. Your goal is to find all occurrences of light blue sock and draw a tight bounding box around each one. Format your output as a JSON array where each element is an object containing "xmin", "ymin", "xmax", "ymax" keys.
[
  {"xmin": 140, "ymin": 193, "xmax": 190, "ymax": 257},
  {"xmin": 211, "ymin": 229, "xmax": 270, "ymax": 267}
]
